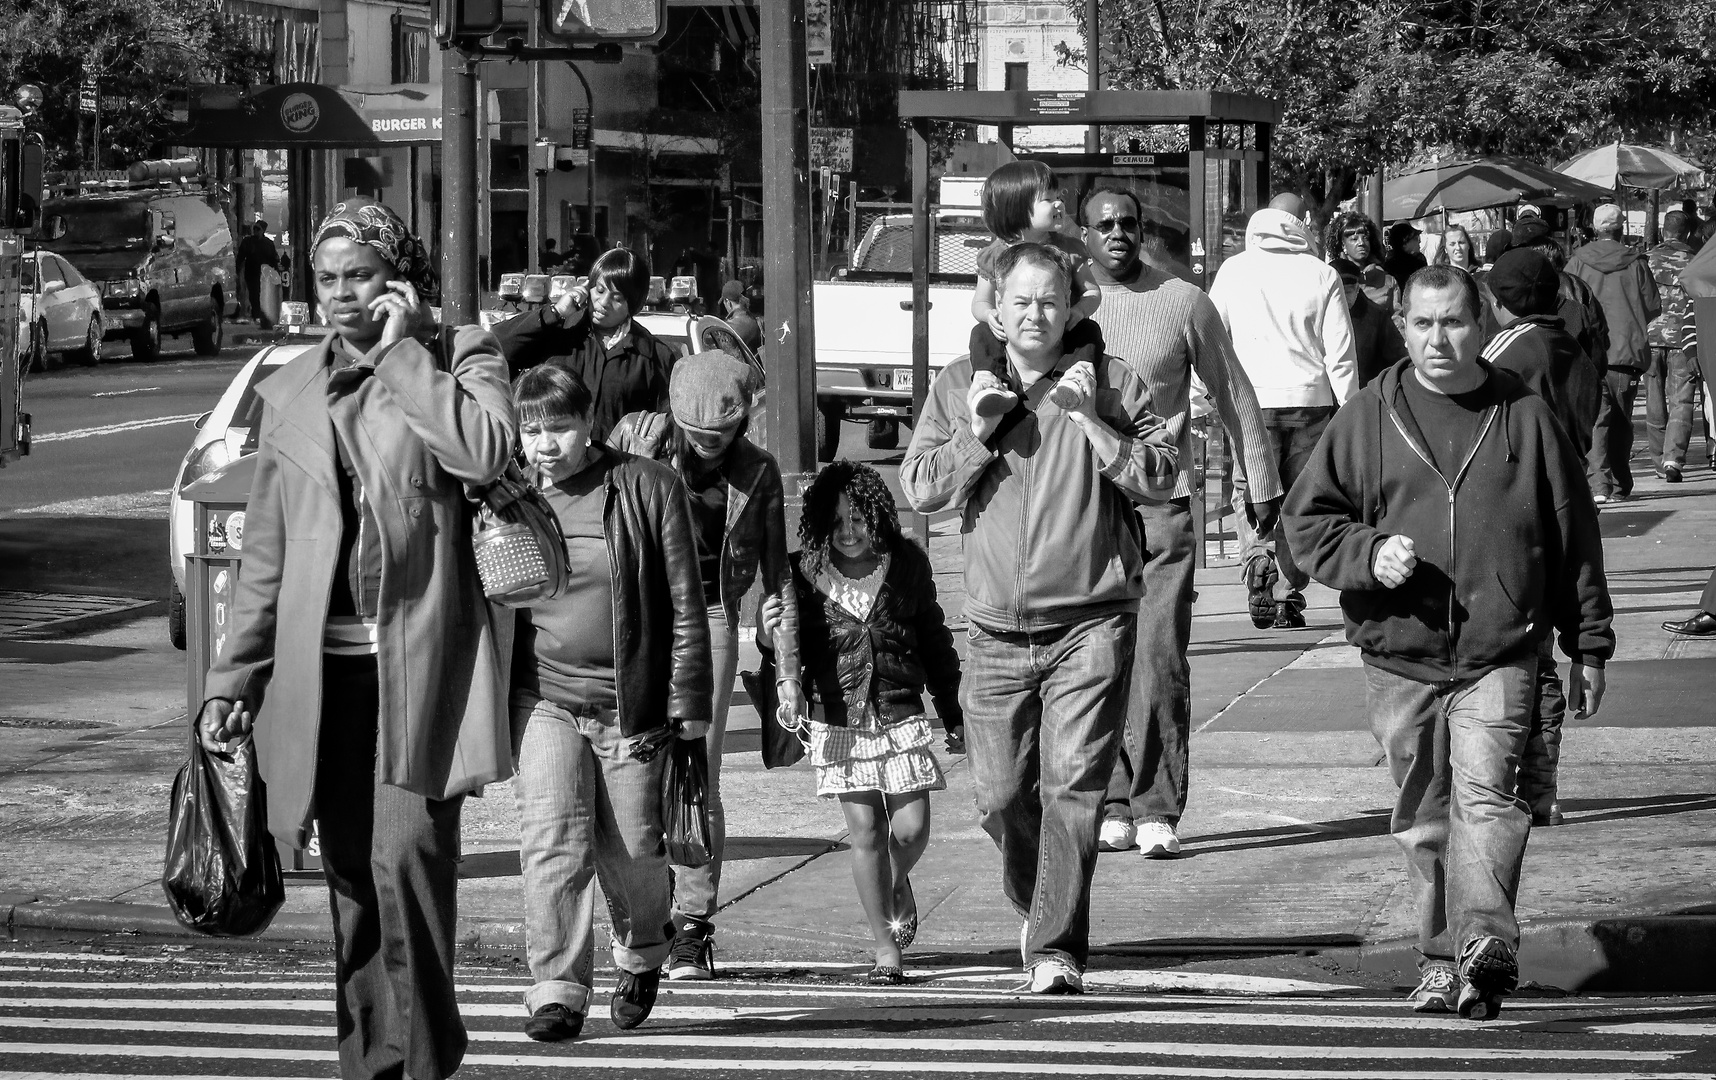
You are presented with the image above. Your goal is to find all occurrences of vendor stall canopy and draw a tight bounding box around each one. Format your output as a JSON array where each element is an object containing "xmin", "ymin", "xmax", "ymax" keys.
[{"xmin": 1382, "ymin": 155, "xmax": 1613, "ymax": 220}]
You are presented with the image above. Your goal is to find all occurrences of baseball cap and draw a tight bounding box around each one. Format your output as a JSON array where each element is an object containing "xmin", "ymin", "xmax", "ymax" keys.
[
  {"xmin": 1516, "ymin": 204, "xmax": 1543, "ymax": 221},
  {"xmin": 1593, "ymin": 203, "xmax": 1623, "ymax": 230}
]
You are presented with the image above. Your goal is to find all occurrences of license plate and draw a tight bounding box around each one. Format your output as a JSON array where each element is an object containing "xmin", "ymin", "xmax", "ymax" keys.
[{"xmin": 893, "ymin": 368, "xmax": 913, "ymax": 391}]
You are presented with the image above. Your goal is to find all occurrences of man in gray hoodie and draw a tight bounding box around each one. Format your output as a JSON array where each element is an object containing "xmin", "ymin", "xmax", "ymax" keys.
[
  {"xmin": 1566, "ymin": 203, "xmax": 1661, "ymax": 502},
  {"xmin": 902, "ymin": 242, "xmax": 1177, "ymax": 995}
]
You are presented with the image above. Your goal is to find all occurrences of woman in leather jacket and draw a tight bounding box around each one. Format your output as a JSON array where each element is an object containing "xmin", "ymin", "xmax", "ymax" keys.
[
  {"xmin": 760, "ymin": 461, "xmax": 963, "ymax": 984},
  {"xmin": 608, "ymin": 350, "xmax": 799, "ymax": 979}
]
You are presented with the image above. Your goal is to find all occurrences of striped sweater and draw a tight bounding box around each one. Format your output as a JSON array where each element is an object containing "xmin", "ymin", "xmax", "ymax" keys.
[{"xmin": 1096, "ymin": 267, "xmax": 1283, "ymax": 503}]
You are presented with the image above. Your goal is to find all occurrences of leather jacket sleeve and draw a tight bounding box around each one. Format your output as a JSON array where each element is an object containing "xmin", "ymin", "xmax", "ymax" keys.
[
  {"xmin": 655, "ymin": 470, "xmax": 715, "ymax": 724},
  {"xmin": 754, "ymin": 456, "xmax": 802, "ymax": 684}
]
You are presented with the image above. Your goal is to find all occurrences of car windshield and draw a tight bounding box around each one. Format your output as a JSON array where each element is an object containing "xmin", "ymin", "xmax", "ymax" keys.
[
  {"xmin": 232, "ymin": 360, "xmax": 290, "ymax": 452},
  {"xmin": 54, "ymin": 204, "xmax": 150, "ymax": 250}
]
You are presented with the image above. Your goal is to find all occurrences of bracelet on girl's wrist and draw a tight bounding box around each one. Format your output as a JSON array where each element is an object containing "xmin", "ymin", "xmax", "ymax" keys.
[{"xmin": 776, "ymin": 677, "xmax": 801, "ymax": 687}]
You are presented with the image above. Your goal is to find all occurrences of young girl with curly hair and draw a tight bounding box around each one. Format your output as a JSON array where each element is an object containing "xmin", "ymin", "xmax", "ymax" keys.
[{"xmin": 758, "ymin": 461, "xmax": 963, "ymax": 984}]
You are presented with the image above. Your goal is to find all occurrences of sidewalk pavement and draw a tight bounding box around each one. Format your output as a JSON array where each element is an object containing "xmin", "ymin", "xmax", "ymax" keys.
[{"xmin": 3, "ymin": 451, "xmax": 1715, "ymax": 996}]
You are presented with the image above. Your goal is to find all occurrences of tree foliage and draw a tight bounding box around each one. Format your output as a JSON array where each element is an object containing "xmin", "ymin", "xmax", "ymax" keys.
[
  {"xmin": 0, "ymin": 0, "xmax": 270, "ymax": 169},
  {"xmin": 1068, "ymin": 0, "xmax": 1716, "ymax": 205}
]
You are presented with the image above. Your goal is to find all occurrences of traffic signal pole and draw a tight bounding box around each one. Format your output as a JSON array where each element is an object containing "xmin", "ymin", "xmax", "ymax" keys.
[
  {"xmin": 441, "ymin": 44, "xmax": 481, "ymax": 323},
  {"xmin": 759, "ymin": 0, "xmax": 817, "ymax": 516}
]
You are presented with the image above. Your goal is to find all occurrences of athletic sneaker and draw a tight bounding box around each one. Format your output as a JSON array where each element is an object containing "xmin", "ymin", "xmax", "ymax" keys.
[
  {"xmin": 1137, "ymin": 820, "xmax": 1182, "ymax": 858},
  {"xmin": 1272, "ymin": 601, "xmax": 1307, "ymax": 629},
  {"xmin": 666, "ymin": 926, "xmax": 715, "ymax": 981},
  {"xmin": 1029, "ymin": 957, "xmax": 1085, "ymax": 994},
  {"xmin": 1456, "ymin": 935, "xmax": 1518, "ymax": 1020},
  {"xmin": 1098, "ymin": 817, "xmax": 1138, "ymax": 852},
  {"xmin": 1244, "ymin": 552, "xmax": 1278, "ymax": 629},
  {"xmin": 1409, "ymin": 962, "xmax": 1459, "ymax": 1013}
]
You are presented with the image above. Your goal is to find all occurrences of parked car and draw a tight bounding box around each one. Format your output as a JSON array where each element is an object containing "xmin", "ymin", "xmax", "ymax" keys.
[
  {"xmin": 165, "ymin": 313, "xmax": 761, "ymax": 648},
  {"xmin": 44, "ymin": 171, "xmax": 236, "ymax": 363},
  {"xmin": 20, "ymin": 249, "xmax": 104, "ymax": 370}
]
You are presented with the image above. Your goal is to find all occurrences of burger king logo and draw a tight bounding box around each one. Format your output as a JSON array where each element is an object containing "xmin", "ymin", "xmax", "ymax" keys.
[{"xmin": 281, "ymin": 92, "xmax": 320, "ymax": 133}]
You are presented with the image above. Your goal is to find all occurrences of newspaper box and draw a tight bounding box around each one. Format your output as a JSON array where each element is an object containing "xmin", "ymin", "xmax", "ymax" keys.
[{"xmin": 182, "ymin": 454, "xmax": 320, "ymax": 872}]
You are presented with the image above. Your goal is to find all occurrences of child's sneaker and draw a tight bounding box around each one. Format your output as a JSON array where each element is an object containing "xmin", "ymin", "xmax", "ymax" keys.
[
  {"xmin": 1048, "ymin": 360, "xmax": 1095, "ymax": 409},
  {"xmin": 970, "ymin": 370, "xmax": 1018, "ymax": 418}
]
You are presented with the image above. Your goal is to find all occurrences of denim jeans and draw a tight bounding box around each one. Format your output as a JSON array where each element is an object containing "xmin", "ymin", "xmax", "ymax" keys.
[
  {"xmin": 315, "ymin": 655, "xmax": 467, "ymax": 1080},
  {"xmin": 1517, "ymin": 637, "xmax": 1565, "ymax": 818},
  {"xmin": 671, "ymin": 605, "xmax": 739, "ymax": 931},
  {"xmin": 963, "ymin": 612, "xmax": 1136, "ymax": 971},
  {"xmin": 1589, "ymin": 369, "xmax": 1641, "ymax": 497},
  {"xmin": 1105, "ymin": 498, "xmax": 1194, "ymax": 825},
  {"xmin": 514, "ymin": 696, "xmax": 673, "ymax": 1015},
  {"xmin": 1364, "ymin": 659, "xmax": 1535, "ymax": 963},
  {"xmin": 1645, "ymin": 347, "xmax": 1699, "ymax": 469},
  {"xmin": 1262, "ymin": 406, "xmax": 1335, "ymax": 603}
]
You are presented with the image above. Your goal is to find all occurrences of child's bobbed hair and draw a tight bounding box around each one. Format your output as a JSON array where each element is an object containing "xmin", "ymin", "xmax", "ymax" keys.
[
  {"xmin": 981, "ymin": 160, "xmax": 1060, "ymax": 243},
  {"xmin": 798, "ymin": 460, "xmax": 906, "ymax": 581}
]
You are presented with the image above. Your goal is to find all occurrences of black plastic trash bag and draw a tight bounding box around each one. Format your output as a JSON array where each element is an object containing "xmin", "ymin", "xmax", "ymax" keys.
[
  {"xmin": 662, "ymin": 736, "xmax": 715, "ymax": 868},
  {"xmin": 161, "ymin": 735, "xmax": 285, "ymax": 936}
]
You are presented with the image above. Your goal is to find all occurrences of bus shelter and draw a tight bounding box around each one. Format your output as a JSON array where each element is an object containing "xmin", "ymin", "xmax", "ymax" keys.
[{"xmin": 895, "ymin": 90, "xmax": 1282, "ymax": 562}]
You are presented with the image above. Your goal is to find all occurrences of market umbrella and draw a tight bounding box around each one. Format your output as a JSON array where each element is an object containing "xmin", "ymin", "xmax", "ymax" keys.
[
  {"xmin": 1381, "ymin": 155, "xmax": 1614, "ymax": 220},
  {"xmin": 1558, "ymin": 142, "xmax": 1706, "ymax": 192}
]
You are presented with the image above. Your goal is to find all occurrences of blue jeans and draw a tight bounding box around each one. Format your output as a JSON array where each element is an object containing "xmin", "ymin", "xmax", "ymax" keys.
[
  {"xmin": 1261, "ymin": 407, "xmax": 1335, "ymax": 603},
  {"xmin": 1518, "ymin": 637, "xmax": 1565, "ymax": 818},
  {"xmin": 1105, "ymin": 497, "xmax": 1195, "ymax": 825},
  {"xmin": 963, "ymin": 612, "xmax": 1136, "ymax": 971},
  {"xmin": 1364, "ymin": 659, "xmax": 1536, "ymax": 964},
  {"xmin": 1645, "ymin": 346, "xmax": 1699, "ymax": 468},
  {"xmin": 514, "ymin": 697, "xmax": 674, "ymax": 1015},
  {"xmin": 670, "ymin": 605, "xmax": 739, "ymax": 931}
]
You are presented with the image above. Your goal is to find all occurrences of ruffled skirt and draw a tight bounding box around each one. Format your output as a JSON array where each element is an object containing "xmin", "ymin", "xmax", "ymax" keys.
[{"xmin": 809, "ymin": 709, "xmax": 946, "ymax": 798}]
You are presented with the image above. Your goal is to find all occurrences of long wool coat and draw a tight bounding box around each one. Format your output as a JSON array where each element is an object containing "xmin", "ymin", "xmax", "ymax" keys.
[{"xmin": 202, "ymin": 326, "xmax": 517, "ymax": 849}]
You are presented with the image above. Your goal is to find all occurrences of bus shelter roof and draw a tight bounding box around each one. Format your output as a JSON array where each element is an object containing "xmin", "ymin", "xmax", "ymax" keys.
[{"xmin": 897, "ymin": 90, "xmax": 1283, "ymax": 127}]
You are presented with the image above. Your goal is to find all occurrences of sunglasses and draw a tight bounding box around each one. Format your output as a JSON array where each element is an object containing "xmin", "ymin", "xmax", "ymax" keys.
[{"xmin": 1092, "ymin": 216, "xmax": 1141, "ymax": 234}]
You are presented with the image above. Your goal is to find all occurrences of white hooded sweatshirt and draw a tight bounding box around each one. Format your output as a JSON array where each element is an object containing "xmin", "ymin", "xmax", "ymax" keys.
[{"xmin": 1209, "ymin": 208, "xmax": 1357, "ymax": 409}]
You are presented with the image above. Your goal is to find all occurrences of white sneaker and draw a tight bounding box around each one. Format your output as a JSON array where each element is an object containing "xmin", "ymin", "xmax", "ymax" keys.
[
  {"xmin": 1137, "ymin": 821, "xmax": 1182, "ymax": 858},
  {"xmin": 1098, "ymin": 818, "xmax": 1137, "ymax": 852},
  {"xmin": 1029, "ymin": 957, "xmax": 1084, "ymax": 994}
]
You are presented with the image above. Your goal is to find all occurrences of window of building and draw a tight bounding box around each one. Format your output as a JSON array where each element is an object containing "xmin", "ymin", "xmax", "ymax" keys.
[
  {"xmin": 962, "ymin": 61, "xmax": 978, "ymax": 91},
  {"xmin": 1004, "ymin": 62, "xmax": 1028, "ymax": 91}
]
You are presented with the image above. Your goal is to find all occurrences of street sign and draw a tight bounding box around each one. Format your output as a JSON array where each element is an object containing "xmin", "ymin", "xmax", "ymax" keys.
[
  {"xmin": 544, "ymin": 0, "xmax": 666, "ymax": 42},
  {"xmin": 810, "ymin": 126, "xmax": 853, "ymax": 173},
  {"xmin": 805, "ymin": 0, "xmax": 832, "ymax": 65},
  {"xmin": 79, "ymin": 81, "xmax": 97, "ymax": 115},
  {"xmin": 570, "ymin": 107, "xmax": 591, "ymax": 149},
  {"xmin": 100, "ymin": 96, "xmax": 127, "ymax": 112}
]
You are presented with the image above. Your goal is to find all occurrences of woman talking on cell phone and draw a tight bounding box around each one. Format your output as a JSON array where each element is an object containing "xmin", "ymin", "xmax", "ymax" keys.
[{"xmin": 196, "ymin": 200, "xmax": 516, "ymax": 1080}]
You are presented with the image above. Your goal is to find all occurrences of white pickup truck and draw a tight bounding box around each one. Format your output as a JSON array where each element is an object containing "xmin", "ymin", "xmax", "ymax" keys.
[{"xmin": 812, "ymin": 210, "xmax": 991, "ymax": 460}]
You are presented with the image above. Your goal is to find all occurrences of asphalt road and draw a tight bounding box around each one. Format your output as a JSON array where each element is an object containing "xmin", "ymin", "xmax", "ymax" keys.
[{"xmin": 1, "ymin": 944, "xmax": 1713, "ymax": 1079}]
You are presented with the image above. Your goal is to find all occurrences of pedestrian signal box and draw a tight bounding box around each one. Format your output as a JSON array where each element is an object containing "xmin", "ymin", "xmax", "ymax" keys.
[{"xmin": 543, "ymin": 0, "xmax": 666, "ymax": 42}]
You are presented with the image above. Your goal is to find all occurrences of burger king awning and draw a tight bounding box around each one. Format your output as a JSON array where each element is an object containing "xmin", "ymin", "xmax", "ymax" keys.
[{"xmin": 171, "ymin": 82, "xmax": 495, "ymax": 148}]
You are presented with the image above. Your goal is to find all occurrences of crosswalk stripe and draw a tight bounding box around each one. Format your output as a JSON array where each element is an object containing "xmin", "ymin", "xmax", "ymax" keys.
[
  {"xmin": 0, "ymin": 1047, "xmax": 1707, "ymax": 1080},
  {"xmin": 0, "ymin": 1019, "xmax": 1682, "ymax": 1062},
  {"xmin": 3, "ymin": 997, "xmax": 1715, "ymax": 1037}
]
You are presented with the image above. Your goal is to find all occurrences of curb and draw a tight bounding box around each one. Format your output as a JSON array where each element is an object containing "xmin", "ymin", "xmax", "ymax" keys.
[
  {"xmin": 6, "ymin": 599, "xmax": 166, "ymax": 641},
  {"xmin": 9, "ymin": 893, "xmax": 1716, "ymax": 992}
]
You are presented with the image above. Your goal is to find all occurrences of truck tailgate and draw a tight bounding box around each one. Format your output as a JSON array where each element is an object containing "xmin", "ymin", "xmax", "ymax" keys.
[{"xmin": 814, "ymin": 279, "xmax": 975, "ymax": 380}]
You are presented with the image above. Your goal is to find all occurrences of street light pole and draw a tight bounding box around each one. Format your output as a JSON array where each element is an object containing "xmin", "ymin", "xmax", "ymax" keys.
[
  {"xmin": 759, "ymin": 0, "xmax": 816, "ymax": 506},
  {"xmin": 1084, "ymin": 0, "xmax": 1100, "ymax": 153},
  {"xmin": 441, "ymin": 43, "xmax": 480, "ymax": 323},
  {"xmin": 565, "ymin": 61, "xmax": 596, "ymax": 241}
]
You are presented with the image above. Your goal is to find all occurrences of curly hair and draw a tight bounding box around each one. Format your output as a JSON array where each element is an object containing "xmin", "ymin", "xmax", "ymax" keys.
[
  {"xmin": 797, "ymin": 460, "xmax": 905, "ymax": 581},
  {"xmin": 1324, "ymin": 211, "xmax": 1384, "ymax": 266}
]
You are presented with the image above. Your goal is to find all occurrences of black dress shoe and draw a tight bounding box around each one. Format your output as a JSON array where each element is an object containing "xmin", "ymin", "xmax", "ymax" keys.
[
  {"xmin": 611, "ymin": 969, "xmax": 660, "ymax": 1029},
  {"xmin": 524, "ymin": 1002, "xmax": 583, "ymax": 1042},
  {"xmin": 1663, "ymin": 612, "xmax": 1716, "ymax": 636}
]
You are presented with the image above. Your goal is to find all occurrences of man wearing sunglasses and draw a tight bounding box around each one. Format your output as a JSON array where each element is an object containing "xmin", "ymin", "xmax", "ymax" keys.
[{"xmin": 1080, "ymin": 188, "xmax": 1281, "ymax": 861}]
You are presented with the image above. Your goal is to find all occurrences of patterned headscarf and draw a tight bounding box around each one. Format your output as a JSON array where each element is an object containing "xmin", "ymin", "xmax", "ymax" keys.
[{"xmin": 312, "ymin": 199, "xmax": 438, "ymax": 300}]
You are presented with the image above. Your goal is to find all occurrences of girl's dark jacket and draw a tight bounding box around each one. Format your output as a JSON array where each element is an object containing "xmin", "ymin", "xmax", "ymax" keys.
[
  {"xmin": 1284, "ymin": 358, "xmax": 1614, "ymax": 683},
  {"xmin": 492, "ymin": 307, "xmax": 676, "ymax": 443},
  {"xmin": 763, "ymin": 542, "xmax": 963, "ymax": 730}
]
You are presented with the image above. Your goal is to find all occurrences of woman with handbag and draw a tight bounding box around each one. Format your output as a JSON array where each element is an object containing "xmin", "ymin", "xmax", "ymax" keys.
[
  {"xmin": 607, "ymin": 350, "xmax": 800, "ymax": 980},
  {"xmin": 196, "ymin": 200, "xmax": 516, "ymax": 1080},
  {"xmin": 509, "ymin": 362, "xmax": 713, "ymax": 1041},
  {"xmin": 758, "ymin": 461, "xmax": 964, "ymax": 984}
]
